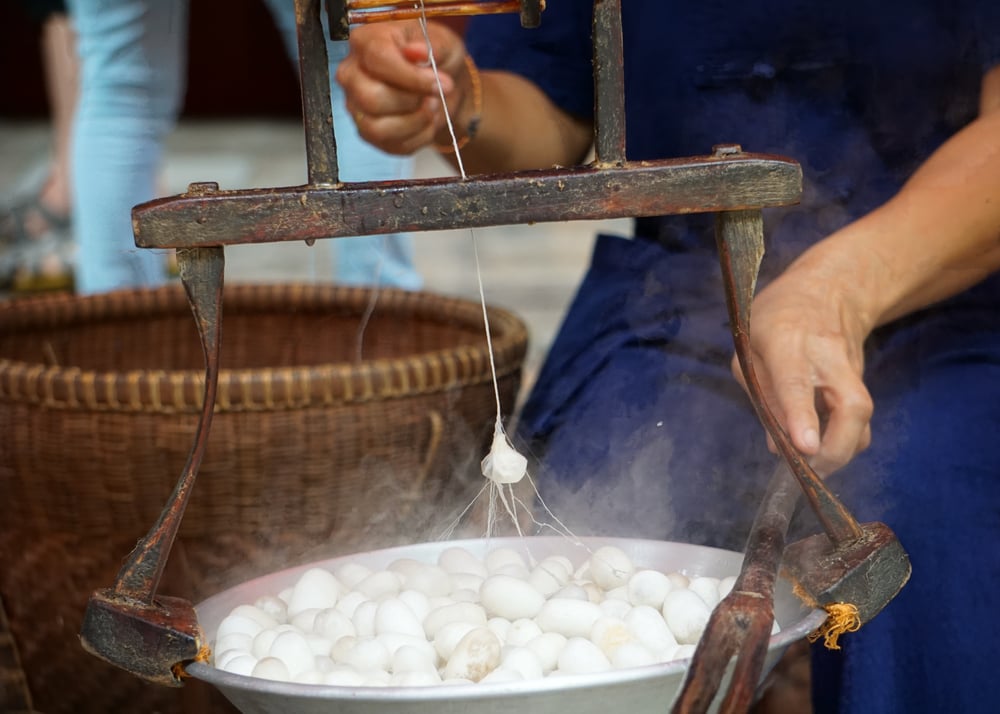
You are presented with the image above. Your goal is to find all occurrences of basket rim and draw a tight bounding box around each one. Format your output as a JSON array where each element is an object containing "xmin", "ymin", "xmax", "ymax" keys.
[{"xmin": 0, "ymin": 284, "xmax": 529, "ymax": 413}]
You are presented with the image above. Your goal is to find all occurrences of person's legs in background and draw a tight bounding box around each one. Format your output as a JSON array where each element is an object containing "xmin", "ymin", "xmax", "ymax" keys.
[
  {"xmin": 262, "ymin": 0, "xmax": 422, "ymax": 290},
  {"xmin": 67, "ymin": 0, "xmax": 187, "ymax": 295},
  {"xmin": 0, "ymin": 3, "xmax": 77, "ymax": 293}
]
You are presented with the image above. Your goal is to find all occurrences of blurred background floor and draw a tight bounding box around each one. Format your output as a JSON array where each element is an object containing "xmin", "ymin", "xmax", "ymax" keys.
[{"xmin": 0, "ymin": 118, "xmax": 631, "ymax": 397}]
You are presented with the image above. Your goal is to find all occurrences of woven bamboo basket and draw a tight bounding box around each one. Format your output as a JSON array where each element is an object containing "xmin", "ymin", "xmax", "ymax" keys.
[{"xmin": 0, "ymin": 283, "xmax": 528, "ymax": 714}]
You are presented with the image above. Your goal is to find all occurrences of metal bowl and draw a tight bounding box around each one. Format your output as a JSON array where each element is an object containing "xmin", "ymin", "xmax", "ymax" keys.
[{"xmin": 188, "ymin": 536, "xmax": 825, "ymax": 714}]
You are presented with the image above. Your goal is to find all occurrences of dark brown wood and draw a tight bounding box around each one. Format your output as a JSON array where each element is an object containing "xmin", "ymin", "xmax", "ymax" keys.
[
  {"xmin": 295, "ymin": 0, "xmax": 339, "ymax": 184},
  {"xmin": 133, "ymin": 154, "xmax": 802, "ymax": 249},
  {"xmin": 673, "ymin": 464, "xmax": 800, "ymax": 713},
  {"xmin": 592, "ymin": 0, "xmax": 626, "ymax": 165},
  {"xmin": 715, "ymin": 208, "xmax": 864, "ymax": 546},
  {"xmin": 79, "ymin": 246, "xmax": 224, "ymax": 687}
]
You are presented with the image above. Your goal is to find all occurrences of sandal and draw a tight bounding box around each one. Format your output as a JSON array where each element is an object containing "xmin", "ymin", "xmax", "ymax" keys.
[{"xmin": 0, "ymin": 197, "xmax": 75, "ymax": 294}]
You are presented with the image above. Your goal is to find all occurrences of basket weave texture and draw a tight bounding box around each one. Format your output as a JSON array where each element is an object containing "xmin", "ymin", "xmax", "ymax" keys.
[{"xmin": 0, "ymin": 283, "xmax": 528, "ymax": 714}]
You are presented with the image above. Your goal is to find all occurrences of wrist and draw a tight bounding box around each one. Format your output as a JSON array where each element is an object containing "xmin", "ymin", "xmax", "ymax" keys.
[{"xmin": 434, "ymin": 54, "xmax": 483, "ymax": 153}]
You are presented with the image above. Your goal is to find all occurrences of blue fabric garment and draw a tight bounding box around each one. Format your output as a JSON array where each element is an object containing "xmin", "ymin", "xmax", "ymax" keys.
[{"xmin": 467, "ymin": 3, "xmax": 1000, "ymax": 712}]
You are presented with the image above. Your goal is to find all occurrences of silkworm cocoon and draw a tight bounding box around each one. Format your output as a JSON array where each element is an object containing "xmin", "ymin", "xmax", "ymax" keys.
[
  {"xmin": 434, "ymin": 621, "xmax": 479, "ymax": 660},
  {"xmin": 314, "ymin": 656, "xmax": 336, "ymax": 673},
  {"xmin": 579, "ymin": 581, "xmax": 604, "ymax": 603},
  {"xmin": 493, "ymin": 563, "xmax": 531, "ymax": 579},
  {"xmin": 403, "ymin": 565, "xmax": 452, "ymax": 598},
  {"xmin": 625, "ymin": 605, "xmax": 678, "ymax": 654},
  {"xmin": 553, "ymin": 583, "xmax": 589, "ymax": 601},
  {"xmin": 304, "ymin": 633, "xmax": 333, "ymax": 657},
  {"xmin": 438, "ymin": 547, "xmax": 489, "ymax": 577},
  {"xmin": 666, "ymin": 572, "xmax": 690, "ymax": 591},
  {"xmin": 334, "ymin": 591, "xmax": 368, "ymax": 619},
  {"xmin": 604, "ymin": 586, "xmax": 631, "ymax": 602},
  {"xmin": 526, "ymin": 632, "xmax": 567, "ymax": 672},
  {"xmin": 528, "ymin": 566, "xmax": 565, "ymax": 597},
  {"xmin": 480, "ymin": 426, "xmax": 528, "ymax": 485},
  {"xmin": 355, "ymin": 570, "xmax": 402, "ymax": 600},
  {"xmin": 313, "ymin": 608, "xmax": 356, "ymax": 643},
  {"xmin": 397, "ymin": 589, "xmax": 431, "ymax": 621},
  {"xmin": 662, "ymin": 589, "xmax": 711, "ymax": 645},
  {"xmin": 451, "ymin": 588, "xmax": 480, "ymax": 603},
  {"xmin": 293, "ymin": 670, "xmax": 324, "ymax": 684},
  {"xmin": 480, "ymin": 574, "xmax": 546, "ymax": 620},
  {"xmin": 215, "ymin": 632, "xmax": 252, "ymax": 657},
  {"xmin": 423, "ymin": 601, "xmax": 487, "ymax": 638},
  {"xmin": 340, "ymin": 638, "xmax": 391, "ymax": 672},
  {"xmin": 216, "ymin": 613, "xmax": 265, "ymax": 641},
  {"xmin": 361, "ymin": 669, "xmax": 392, "ymax": 686},
  {"xmin": 377, "ymin": 633, "xmax": 436, "ymax": 660},
  {"xmin": 335, "ymin": 562, "xmax": 373, "ymax": 590},
  {"xmin": 387, "ymin": 558, "xmax": 424, "ymax": 577},
  {"xmin": 688, "ymin": 577, "xmax": 721, "ymax": 609},
  {"xmin": 330, "ymin": 635, "xmax": 357, "ymax": 663},
  {"xmin": 391, "ymin": 670, "xmax": 443, "ymax": 686},
  {"xmin": 450, "ymin": 572, "xmax": 485, "ymax": 593},
  {"xmin": 287, "ymin": 569, "xmax": 341, "ymax": 617},
  {"xmin": 443, "ymin": 627, "xmax": 502, "ymax": 682},
  {"xmin": 485, "ymin": 547, "xmax": 528, "ymax": 573},
  {"xmin": 352, "ymin": 600, "xmax": 378, "ymax": 638},
  {"xmin": 536, "ymin": 598, "xmax": 603, "ymax": 638},
  {"xmin": 323, "ymin": 666, "xmax": 366, "ymax": 686},
  {"xmin": 374, "ymin": 599, "xmax": 424, "ymax": 638},
  {"xmin": 501, "ymin": 647, "xmax": 545, "ymax": 680},
  {"xmin": 278, "ymin": 588, "xmax": 293, "ymax": 604},
  {"xmin": 254, "ymin": 596, "xmax": 288, "ymax": 624},
  {"xmin": 269, "ymin": 630, "xmax": 316, "ymax": 677},
  {"xmin": 504, "ymin": 618, "xmax": 544, "ymax": 647},
  {"xmin": 216, "ymin": 647, "xmax": 251, "ymax": 669},
  {"xmin": 391, "ymin": 643, "xmax": 438, "ymax": 674},
  {"xmin": 252, "ymin": 656, "xmax": 291, "ymax": 682},
  {"xmin": 588, "ymin": 546, "xmax": 635, "ymax": 590},
  {"xmin": 599, "ymin": 598, "xmax": 632, "ymax": 620},
  {"xmin": 220, "ymin": 653, "xmax": 257, "ymax": 676},
  {"xmin": 480, "ymin": 668, "xmax": 525, "ymax": 684},
  {"xmin": 590, "ymin": 616, "xmax": 633, "ymax": 657},
  {"xmin": 486, "ymin": 617, "xmax": 512, "ymax": 642},
  {"xmin": 290, "ymin": 608, "xmax": 321, "ymax": 632},
  {"xmin": 252, "ymin": 628, "xmax": 280, "ymax": 659},
  {"xmin": 610, "ymin": 642, "xmax": 656, "ymax": 669},
  {"xmin": 718, "ymin": 575, "xmax": 737, "ymax": 601},
  {"xmin": 627, "ymin": 569, "xmax": 673, "ymax": 609},
  {"xmin": 557, "ymin": 637, "xmax": 612, "ymax": 675}
]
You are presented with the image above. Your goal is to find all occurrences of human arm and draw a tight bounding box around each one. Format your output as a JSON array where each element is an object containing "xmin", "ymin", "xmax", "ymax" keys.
[
  {"xmin": 736, "ymin": 65, "xmax": 1000, "ymax": 475},
  {"xmin": 334, "ymin": 20, "xmax": 594, "ymax": 174}
]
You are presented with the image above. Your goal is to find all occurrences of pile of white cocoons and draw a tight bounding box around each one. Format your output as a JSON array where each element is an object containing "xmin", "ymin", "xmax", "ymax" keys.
[{"xmin": 212, "ymin": 544, "xmax": 775, "ymax": 686}]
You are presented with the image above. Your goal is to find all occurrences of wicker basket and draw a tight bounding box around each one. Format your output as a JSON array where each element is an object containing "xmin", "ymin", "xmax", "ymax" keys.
[{"xmin": 0, "ymin": 283, "xmax": 528, "ymax": 714}]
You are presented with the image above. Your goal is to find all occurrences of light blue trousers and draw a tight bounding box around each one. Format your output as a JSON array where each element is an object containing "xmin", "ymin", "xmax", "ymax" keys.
[{"xmin": 68, "ymin": 0, "xmax": 421, "ymax": 295}]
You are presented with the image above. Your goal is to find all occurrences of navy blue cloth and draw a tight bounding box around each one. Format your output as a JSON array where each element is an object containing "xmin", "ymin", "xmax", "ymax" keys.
[{"xmin": 467, "ymin": 3, "xmax": 1000, "ymax": 713}]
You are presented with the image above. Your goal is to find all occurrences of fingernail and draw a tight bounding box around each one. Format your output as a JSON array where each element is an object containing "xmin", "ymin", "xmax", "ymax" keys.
[
  {"xmin": 426, "ymin": 98, "xmax": 441, "ymax": 115},
  {"xmin": 802, "ymin": 428, "xmax": 820, "ymax": 452}
]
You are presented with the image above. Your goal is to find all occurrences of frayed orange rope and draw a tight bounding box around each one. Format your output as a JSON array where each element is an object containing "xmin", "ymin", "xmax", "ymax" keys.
[
  {"xmin": 171, "ymin": 643, "xmax": 212, "ymax": 681},
  {"xmin": 791, "ymin": 581, "xmax": 862, "ymax": 650},
  {"xmin": 807, "ymin": 603, "xmax": 862, "ymax": 650}
]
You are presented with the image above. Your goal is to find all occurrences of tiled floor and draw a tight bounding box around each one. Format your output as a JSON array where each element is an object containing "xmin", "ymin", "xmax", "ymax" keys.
[{"xmin": 0, "ymin": 118, "xmax": 631, "ymax": 392}]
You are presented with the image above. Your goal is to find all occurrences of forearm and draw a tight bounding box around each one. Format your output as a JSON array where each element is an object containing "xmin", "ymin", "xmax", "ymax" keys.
[{"xmin": 437, "ymin": 65, "xmax": 594, "ymax": 175}]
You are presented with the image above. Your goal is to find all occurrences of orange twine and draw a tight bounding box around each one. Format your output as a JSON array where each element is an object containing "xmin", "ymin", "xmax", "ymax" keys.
[
  {"xmin": 171, "ymin": 643, "xmax": 212, "ymax": 681},
  {"xmin": 792, "ymin": 581, "xmax": 863, "ymax": 651}
]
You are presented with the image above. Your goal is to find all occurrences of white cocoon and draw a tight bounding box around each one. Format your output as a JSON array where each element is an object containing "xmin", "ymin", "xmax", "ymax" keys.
[{"xmin": 480, "ymin": 424, "xmax": 527, "ymax": 484}]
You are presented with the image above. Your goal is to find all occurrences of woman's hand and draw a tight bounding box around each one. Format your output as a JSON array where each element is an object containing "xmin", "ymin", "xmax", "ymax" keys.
[
  {"xmin": 732, "ymin": 243, "xmax": 876, "ymax": 476},
  {"xmin": 335, "ymin": 21, "xmax": 474, "ymax": 155}
]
